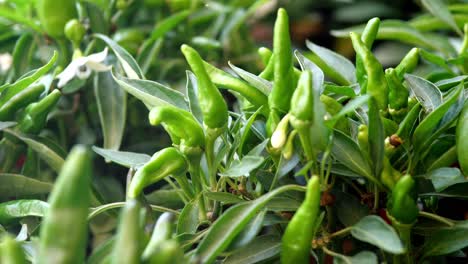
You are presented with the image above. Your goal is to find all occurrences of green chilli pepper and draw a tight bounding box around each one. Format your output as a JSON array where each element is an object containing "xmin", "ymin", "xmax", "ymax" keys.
[
  {"xmin": 38, "ymin": 146, "xmax": 92, "ymax": 264},
  {"xmin": 456, "ymin": 101, "xmax": 468, "ymax": 175},
  {"xmin": 36, "ymin": 0, "xmax": 78, "ymax": 38},
  {"xmin": 386, "ymin": 68, "xmax": 409, "ymax": 111},
  {"xmin": 350, "ymin": 32, "xmax": 388, "ymax": 110},
  {"xmin": 0, "ymin": 235, "xmax": 27, "ymax": 264},
  {"xmin": 357, "ymin": 124, "xmax": 370, "ymax": 156},
  {"xmin": 395, "ymin": 48, "xmax": 419, "ymax": 79},
  {"xmin": 381, "ymin": 156, "xmax": 401, "ymax": 189},
  {"xmin": 149, "ymin": 105, "xmax": 205, "ymax": 151},
  {"xmin": 64, "ymin": 19, "xmax": 86, "ymax": 47},
  {"xmin": 111, "ymin": 199, "xmax": 142, "ymax": 264},
  {"xmin": 181, "ymin": 44, "xmax": 228, "ymax": 131},
  {"xmin": 0, "ymin": 84, "xmax": 45, "ymax": 121},
  {"xmin": 142, "ymin": 212, "xmax": 175, "ymax": 260},
  {"xmin": 289, "ymin": 71, "xmax": 315, "ymax": 160},
  {"xmin": 259, "ymin": 53, "xmax": 275, "ymax": 81},
  {"xmin": 127, "ymin": 147, "xmax": 189, "ymax": 199},
  {"xmin": 356, "ymin": 17, "xmax": 380, "ymax": 94},
  {"xmin": 281, "ymin": 176, "xmax": 321, "ymax": 264},
  {"xmin": 387, "ymin": 174, "xmax": 419, "ymax": 224},
  {"xmin": 143, "ymin": 212, "xmax": 184, "ymax": 263},
  {"xmin": 269, "ymin": 8, "xmax": 295, "ymax": 114},
  {"xmin": 320, "ymin": 94, "xmax": 349, "ymax": 132},
  {"xmin": 17, "ymin": 89, "xmax": 61, "ymax": 134},
  {"xmin": 258, "ymin": 47, "xmax": 272, "ymax": 65}
]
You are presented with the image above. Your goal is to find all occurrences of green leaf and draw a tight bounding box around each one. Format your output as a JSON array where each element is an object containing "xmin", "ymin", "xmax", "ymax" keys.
[
  {"xmin": 333, "ymin": 251, "xmax": 378, "ymax": 264},
  {"xmin": 137, "ymin": 39, "xmax": 164, "ymax": 75},
  {"xmin": 421, "ymin": 0, "xmax": 463, "ymax": 36},
  {"xmin": 421, "ymin": 220, "xmax": 468, "ymax": 257},
  {"xmin": 331, "ymin": 130, "xmax": 374, "ymax": 182},
  {"xmin": 228, "ymin": 62, "xmax": 271, "ymax": 95},
  {"xmin": 0, "ymin": 121, "xmax": 16, "ymax": 130},
  {"xmin": 0, "ymin": 199, "xmax": 48, "ymax": 224},
  {"xmin": 326, "ymin": 95, "xmax": 369, "ymax": 128},
  {"xmin": 193, "ymin": 185, "xmax": 305, "ymax": 264},
  {"xmin": 368, "ymin": 99, "xmax": 385, "ymax": 179},
  {"xmin": 334, "ymin": 191, "xmax": 370, "ymax": 227},
  {"xmin": 426, "ymin": 167, "xmax": 466, "ymax": 192},
  {"xmin": 92, "ymin": 146, "xmax": 151, "ymax": 169},
  {"xmin": 220, "ymin": 156, "xmax": 265, "ymax": 178},
  {"xmin": 305, "ymin": 40, "xmax": 356, "ymax": 85},
  {"xmin": 1, "ymin": 51, "xmax": 57, "ymax": 95},
  {"xmin": 12, "ymin": 33, "xmax": 35, "ymax": 79},
  {"xmin": 351, "ymin": 215, "xmax": 404, "ymax": 254},
  {"xmin": 177, "ymin": 199, "xmax": 199, "ymax": 235},
  {"xmin": 435, "ymin": 75, "xmax": 468, "ymax": 91},
  {"xmin": 266, "ymin": 197, "xmax": 301, "ymax": 211},
  {"xmin": 412, "ymin": 83, "xmax": 463, "ymax": 156},
  {"xmin": 4, "ymin": 129, "xmax": 65, "ymax": 172},
  {"xmin": 404, "ymin": 74, "xmax": 442, "ymax": 113},
  {"xmin": 223, "ymin": 235, "xmax": 281, "ymax": 264},
  {"xmin": 151, "ymin": 10, "xmax": 189, "ymax": 41},
  {"xmin": 0, "ymin": 6, "xmax": 42, "ymax": 32},
  {"xmin": 94, "ymin": 34, "xmax": 144, "ymax": 79},
  {"xmin": 113, "ymin": 73, "xmax": 188, "ymax": 111},
  {"xmin": 185, "ymin": 71, "xmax": 203, "ymax": 124},
  {"xmin": 83, "ymin": 1, "xmax": 109, "ymax": 34},
  {"xmin": 295, "ymin": 50, "xmax": 325, "ymax": 94},
  {"xmin": 0, "ymin": 174, "xmax": 52, "ymax": 199},
  {"xmin": 228, "ymin": 210, "xmax": 266, "ymax": 251},
  {"xmin": 94, "ymin": 70, "xmax": 126, "ymax": 152}
]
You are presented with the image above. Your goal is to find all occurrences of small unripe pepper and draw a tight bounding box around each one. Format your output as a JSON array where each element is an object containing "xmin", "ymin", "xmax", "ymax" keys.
[
  {"xmin": 36, "ymin": 0, "xmax": 78, "ymax": 38},
  {"xmin": 17, "ymin": 89, "xmax": 61, "ymax": 134},
  {"xmin": 387, "ymin": 174, "xmax": 419, "ymax": 224},
  {"xmin": 64, "ymin": 19, "xmax": 86, "ymax": 47},
  {"xmin": 181, "ymin": 44, "xmax": 228, "ymax": 132},
  {"xmin": 37, "ymin": 146, "xmax": 92, "ymax": 264},
  {"xmin": 0, "ymin": 84, "xmax": 45, "ymax": 121},
  {"xmin": 350, "ymin": 32, "xmax": 388, "ymax": 110},
  {"xmin": 385, "ymin": 68, "xmax": 409, "ymax": 111},
  {"xmin": 456, "ymin": 101, "xmax": 468, "ymax": 175},
  {"xmin": 111, "ymin": 199, "xmax": 142, "ymax": 264},
  {"xmin": 356, "ymin": 17, "xmax": 380, "ymax": 94},
  {"xmin": 395, "ymin": 48, "xmax": 420, "ymax": 79},
  {"xmin": 281, "ymin": 176, "xmax": 321, "ymax": 264},
  {"xmin": 149, "ymin": 105, "xmax": 205, "ymax": 152},
  {"xmin": 127, "ymin": 147, "xmax": 189, "ymax": 199},
  {"xmin": 0, "ymin": 235, "xmax": 27, "ymax": 264}
]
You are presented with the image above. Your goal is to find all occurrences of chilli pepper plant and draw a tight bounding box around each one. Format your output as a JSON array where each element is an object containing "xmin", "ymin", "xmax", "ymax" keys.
[{"xmin": 1, "ymin": 1, "xmax": 468, "ymax": 263}]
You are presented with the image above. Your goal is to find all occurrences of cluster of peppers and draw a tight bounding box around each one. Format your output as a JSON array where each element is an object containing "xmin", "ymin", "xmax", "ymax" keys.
[{"xmin": 2, "ymin": 2, "xmax": 466, "ymax": 263}]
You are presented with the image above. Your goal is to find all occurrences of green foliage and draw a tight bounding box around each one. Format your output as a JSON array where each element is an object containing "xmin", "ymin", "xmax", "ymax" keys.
[{"xmin": 0, "ymin": 0, "xmax": 467, "ymax": 263}]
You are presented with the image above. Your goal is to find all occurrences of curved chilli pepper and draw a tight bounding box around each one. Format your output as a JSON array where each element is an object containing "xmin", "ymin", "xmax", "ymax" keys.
[
  {"xmin": 456, "ymin": 101, "xmax": 468, "ymax": 175},
  {"xmin": 350, "ymin": 32, "xmax": 388, "ymax": 110},
  {"xmin": 17, "ymin": 89, "xmax": 61, "ymax": 134},
  {"xmin": 111, "ymin": 199, "xmax": 142, "ymax": 264},
  {"xmin": 386, "ymin": 68, "xmax": 409, "ymax": 110},
  {"xmin": 387, "ymin": 174, "xmax": 418, "ymax": 224},
  {"xmin": 395, "ymin": 48, "xmax": 419, "ymax": 79},
  {"xmin": 142, "ymin": 212, "xmax": 174, "ymax": 260},
  {"xmin": 289, "ymin": 71, "xmax": 314, "ymax": 160},
  {"xmin": 0, "ymin": 84, "xmax": 45, "ymax": 121},
  {"xmin": 37, "ymin": 146, "xmax": 92, "ymax": 264},
  {"xmin": 203, "ymin": 61, "xmax": 268, "ymax": 108},
  {"xmin": 269, "ymin": 8, "xmax": 295, "ymax": 114},
  {"xmin": 127, "ymin": 147, "xmax": 189, "ymax": 199},
  {"xmin": 381, "ymin": 156, "xmax": 401, "ymax": 190},
  {"xmin": 258, "ymin": 47, "xmax": 273, "ymax": 65},
  {"xmin": 320, "ymin": 94, "xmax": 349, "ymax": 132},
  {"xmin": 281, "ymin": 176, "xmax": 321, "ymax": 264},
  {"xmin": 148, "ymin": 240, "xmax": 185, "ymax": 264},
  {"xmin": 0, "ymin": 235, "xmax": 27, "ymax": 264},
  {"xmin": 271, "ymin": 113, "xmax": 290, "ymax": 149},
  {"xmin": 259, "ymin": 53, "xmax": 275, "ymax": 81},
  {"xmin": 181, "ymin": 44, "xmax": 228, "ymax": 131},
  {"xmin": 357, "ymin": 124, "xmax": 369, "ymax": 157},
  {"xmin": 149, "ymin": 105, "xmax": 205, "ymax": 151},
  {"xmin": 356, "ymin": 17, "xmax": 380, "ymax": 94},
  {"xmin": 36, "ymin": 0, "xmax": 78, "ymax": 38}
]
